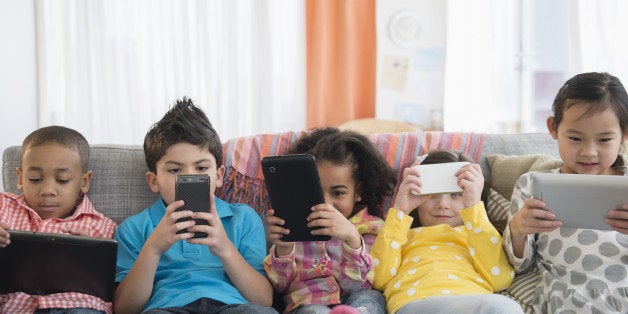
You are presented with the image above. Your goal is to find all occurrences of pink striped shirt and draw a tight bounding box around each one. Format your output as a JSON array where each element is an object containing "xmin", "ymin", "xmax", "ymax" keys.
[
  {"xmin": 264, "ymin": 208, "xmax": 383, "ymax": 313},
  {"xmin": 0, "ymin": 192, "xmax": 117, "ymax": 313}
]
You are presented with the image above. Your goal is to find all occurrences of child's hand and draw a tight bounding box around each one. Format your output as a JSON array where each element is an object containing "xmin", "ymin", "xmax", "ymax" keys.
[
  {"xmin": 393, "ymin": 165, "xmax": 424, "ymax": 215},
  {"xmin": 605, "ymin": 203, "xmax": 628, "ymax": 234},
  {"xmin": 509, "ymin": 198, "xmax": 562, "ymax": 240},
  {"xmin": 63, "ymin": 228, "xmax": 90, "ymax": 237},
  {"xmin": 0, "ymin": 222, "xmax": 10, "ymax": 247},
  {"xmin": 145, "ymin": 200, "xmax": 196, "ymax": 255},
  {"xmin": 265, "ymin": 208, "xmax": 294, "ymax": 255},
  {"xmin": 187, "ymin": 194, "xmax": 236, "ymax": 259},
  {"xmin": 308, "ymin": 203, "xmax": 361, "ymax": 249},
  {"xmin": 455, "ymin": 163, "xmax": 484, "ymax": 208}
]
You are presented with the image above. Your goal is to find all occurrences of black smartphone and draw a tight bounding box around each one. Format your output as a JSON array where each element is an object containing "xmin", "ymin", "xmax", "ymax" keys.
[
  {"xmin": 261, "ymin": 154, "xmax": 330, "ymax": 242},
  {"xmin": 175, "ymin": 174, "xmax": 210, "ymax": 238}
]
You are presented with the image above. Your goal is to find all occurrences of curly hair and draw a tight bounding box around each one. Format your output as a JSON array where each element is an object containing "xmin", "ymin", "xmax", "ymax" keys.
[{"xmin": 290, "ymin": 127, "xmax": 396, "ymax": 218}]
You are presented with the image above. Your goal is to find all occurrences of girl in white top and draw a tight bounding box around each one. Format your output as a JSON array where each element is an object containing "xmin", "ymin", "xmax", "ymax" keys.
[{"xmin": 504, "ymin": 72, "xmax": 628, "ymax": 313}]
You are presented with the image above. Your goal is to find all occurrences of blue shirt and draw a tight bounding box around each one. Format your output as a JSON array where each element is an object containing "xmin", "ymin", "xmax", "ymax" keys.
[{"xmin": 114, "ymin": 196, "xmax": 267, "ymax": 310}]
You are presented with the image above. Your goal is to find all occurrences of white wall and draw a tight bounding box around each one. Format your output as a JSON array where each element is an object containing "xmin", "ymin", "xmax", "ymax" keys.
[
  {"xmin": 376, "ymin": 0, "xmax": 446, "ymax": 130},
  {"xmin": 0, "ymin": 0, "xmax": 38, "ymax": 191}
]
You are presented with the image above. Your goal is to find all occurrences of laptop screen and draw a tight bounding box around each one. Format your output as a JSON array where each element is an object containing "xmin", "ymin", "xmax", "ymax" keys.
[{"xmin": 0, "ymin": 230, "xmax": 117, "ymax": 302}]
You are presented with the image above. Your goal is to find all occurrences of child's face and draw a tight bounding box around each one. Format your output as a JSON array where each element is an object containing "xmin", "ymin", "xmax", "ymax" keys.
[
  {"xmin": 417, "ymin": 193, "xmax": 464, "ymax": 227},
  {"xmin": 548, "ymin": 103, "xmax": 626, "ymax": 175},
  {"xmin": 17, "ymin": 144, "xmax": 91, "ymax": 219},
  {"xmin": 146, "ymin": 141, "xmax": 224, "ymax": 205},
  {"xmin": 317, "ymin": 160, "xmax": 361, "ymax": 218}
]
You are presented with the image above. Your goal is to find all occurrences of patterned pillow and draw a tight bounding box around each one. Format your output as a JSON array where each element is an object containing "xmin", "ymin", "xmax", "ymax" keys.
[{"xmin": 485, "ymin": 188, "xmax": 509, "ymax": 234}]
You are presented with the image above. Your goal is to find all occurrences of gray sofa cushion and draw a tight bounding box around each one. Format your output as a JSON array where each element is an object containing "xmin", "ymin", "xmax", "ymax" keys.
[
  {"xmin": 2, "ymin": 133, "xmax": 559, "ymax": 225},
  {"xmin": 2, "ymin": 145, "xmax": 155, "ymax": 224}
]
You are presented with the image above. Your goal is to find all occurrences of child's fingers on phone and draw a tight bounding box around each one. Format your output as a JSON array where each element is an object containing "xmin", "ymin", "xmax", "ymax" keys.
[
  {"xmin": 170, "ymin": 209, "xmax": 194, "ymax": 224},
  {"xmin": 165, "ymin": 200, "xmax": 185, "ymax": 213},
  {"xmin": 174, "ymin": 219, "xmax": 196, "ymax": 232}
]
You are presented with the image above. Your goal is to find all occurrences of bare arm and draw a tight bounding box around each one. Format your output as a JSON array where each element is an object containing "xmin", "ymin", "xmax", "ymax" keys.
[{"xmin": 114, "ymin": 201, "xmax": 195, "ymax": 314}]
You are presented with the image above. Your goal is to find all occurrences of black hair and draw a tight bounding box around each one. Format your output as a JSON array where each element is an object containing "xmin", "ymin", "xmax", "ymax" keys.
[
  {"xmin": 289, "ymin": 127, "xmax": 396, "ymax": 218},
  {"xmin": 144, "ymin": 97, "xmax": 222, "ymax": 173},
  {"xmin": 21, "ymin": 125, "xmax": 90, "ymax": 173},
  {"xmin": 550, "ymin": 72, "xmax": 628, "ymax": 167}
]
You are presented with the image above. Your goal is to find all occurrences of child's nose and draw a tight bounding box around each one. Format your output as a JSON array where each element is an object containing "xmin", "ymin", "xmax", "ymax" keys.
[
  {"xmin": 580, "ymin": 142, "xmax": 599, "ymax": 157},
  {"xmin": 435, "ymin": 195, "xmax": 449, "ymax": 208},
  {"xmin": 39, "ymin": 180, "xmax": 58, "ymax": 196}
]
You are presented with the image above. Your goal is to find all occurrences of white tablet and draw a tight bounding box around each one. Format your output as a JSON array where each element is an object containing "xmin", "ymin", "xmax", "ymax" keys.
[
  {"xmin": 412, "ymin": 162, "xmax": 469, "ymax": 195},
  {"xmin": 530, "ymin": 172, "xmax": 628, "ymax": 230}
]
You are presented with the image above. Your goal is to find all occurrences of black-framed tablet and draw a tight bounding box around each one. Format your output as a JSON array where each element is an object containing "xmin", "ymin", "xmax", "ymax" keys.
[
  {"xmin": 0, "ymin": 230, "xmax": 118, "ymax": 302},
  {"xmin": 261, "ymin": 154, "xmax": 330, "ymax": 242}
]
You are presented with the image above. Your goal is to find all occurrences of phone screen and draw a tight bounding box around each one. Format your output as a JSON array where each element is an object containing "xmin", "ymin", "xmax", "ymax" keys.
[{"xmin": 175, "ymin": 174, "xmax": 210, "ymax": 238}]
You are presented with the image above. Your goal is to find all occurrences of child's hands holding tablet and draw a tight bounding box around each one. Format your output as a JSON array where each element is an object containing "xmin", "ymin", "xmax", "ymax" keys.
[{"xmin": 262, "ymin": 154, "xmax": 331, "ymax": 244}]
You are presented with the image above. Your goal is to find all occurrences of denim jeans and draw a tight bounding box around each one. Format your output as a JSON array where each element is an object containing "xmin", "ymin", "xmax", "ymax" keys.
[
  {"xmin": 293, "ymin": 289, "xmax": 386, "ymax": 314},
  {"xmin": 34, "ymin": 308, "xmax": 105, "ymax": 314},
  {"xmin": 141, "ymin": 298, "xmax": 279, "ymax": 314},
  {"xmin": 396, "ymin": 294, "xmax": 524, "ymax": 314}
]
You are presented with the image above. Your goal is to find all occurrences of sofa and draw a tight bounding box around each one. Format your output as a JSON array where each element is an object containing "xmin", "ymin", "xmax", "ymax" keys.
[{"xmin": 2, "ymin": 130, "xmax": 563, "ymax": 313}]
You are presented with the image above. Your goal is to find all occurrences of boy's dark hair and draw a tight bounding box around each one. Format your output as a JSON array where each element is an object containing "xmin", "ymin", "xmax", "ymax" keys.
[
  {"xmin": 410, "ymin": 149, "xmax": 486, "ymax": 228},
  {"xmin": 144, "ymin": 97, "xmax": 222, "ymax": 173},
  {"xmin": 21, "ymin": 125, "xmax": 90, "ymax": 173},
  {"xmin": 290, "ymin": 127, "xmax": 396, "ymax": 218},
  {"xmin": 551, "ymin": 72, "xmax": 628, "ymax": 167}
]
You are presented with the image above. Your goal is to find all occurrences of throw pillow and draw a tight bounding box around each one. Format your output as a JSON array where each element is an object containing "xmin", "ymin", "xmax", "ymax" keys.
[
  {"xmin": 485, "ymin": 188, "xmax": 510, "ymax": 234},
  {"xmin": 487, "ymin": 154, "xmax": 563, "ymax": 200}
]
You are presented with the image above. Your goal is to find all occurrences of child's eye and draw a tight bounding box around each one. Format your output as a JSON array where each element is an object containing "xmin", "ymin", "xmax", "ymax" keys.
[
  {"xmin": 599, "ymin": 138, "xmax": 613, "ymax": 143},
  {"xmin": 196, "ymin": 166, "xmax": 209, "ymax": 172},
  {"xmin": 57, "ymin": 179, "xmax": 70, "ymax": 184},
  {"xmin": 331, "ymin": 191, "xmax": 346, "ymax": 197},
  {"xmin": 167, "ymin": 168, "xmax": 181, "ymax": 174},
  {"xmin": 567, "ymin": 137, "xmax": 581, "ymax": 142},
  {"xmin": 450, "ymin": 192, "xmax": 463, "ymax": 198},
  {"xmin": 28, "ymin": 178, "xmax": 42, "ymax": 183}
]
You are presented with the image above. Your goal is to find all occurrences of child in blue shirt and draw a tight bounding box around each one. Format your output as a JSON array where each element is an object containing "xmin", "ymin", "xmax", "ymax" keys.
[{"xmin": 113, "ymin": 98, "xmax": 277, "ymax": 314}]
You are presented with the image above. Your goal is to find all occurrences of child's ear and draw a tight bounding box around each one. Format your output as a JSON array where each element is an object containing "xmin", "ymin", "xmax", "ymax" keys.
[
  {"xmin": 546, "ymin": 116, "xmax": 558, "ymax": 139},
  {"xmin": 16, "ymin": 167, "xmax": 23, "ymax": 191},
  {"xmin": 145, "ymin": 171, "xmax": 160, "ymax": 193},
  {"xmin": 80, "ymin": 170, "xmax": 93, "ymax": 194},
  {"xmin": 214, "ymin": 165, "xmax": 225, "ymax": 189}
]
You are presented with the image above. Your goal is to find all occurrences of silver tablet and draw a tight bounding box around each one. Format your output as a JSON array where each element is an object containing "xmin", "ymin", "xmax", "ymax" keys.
[{"xmin": 530, "ymin": 172, "xmax": 628, "ymax": 230}]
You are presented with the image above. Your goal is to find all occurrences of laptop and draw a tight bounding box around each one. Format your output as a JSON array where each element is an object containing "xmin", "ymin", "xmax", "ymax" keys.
[
  {"xmin": 530, "ymin": 172, "xmax": 628, "ymax": 230},
  {"xmin": 0, "ymin": 230, "xmax": 118, "ymax": 302}
]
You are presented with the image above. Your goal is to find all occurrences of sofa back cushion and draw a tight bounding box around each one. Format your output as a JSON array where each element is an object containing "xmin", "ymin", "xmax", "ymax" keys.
[{"xmin": 3, "ymin": 131, "xmax": 558, "ymax": 225}]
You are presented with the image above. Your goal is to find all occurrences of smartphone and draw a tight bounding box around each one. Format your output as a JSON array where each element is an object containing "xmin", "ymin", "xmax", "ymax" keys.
[
  {"xmin": 175, "ymin": 174, "xmax": 210, "ymax": 238},
  {"xmin": 261, "ymin": 154, "xmax": 330, "ymax": 242},
  {"xmin": 411, "ymin": 162, "xmax": 469, "ymax": 195}
]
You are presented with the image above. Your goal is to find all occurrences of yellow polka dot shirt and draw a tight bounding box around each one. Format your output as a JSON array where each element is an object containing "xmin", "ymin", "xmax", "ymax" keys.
[{"xmin": 371, "ymin": 203, "xmax": 515, "ymax": 313}]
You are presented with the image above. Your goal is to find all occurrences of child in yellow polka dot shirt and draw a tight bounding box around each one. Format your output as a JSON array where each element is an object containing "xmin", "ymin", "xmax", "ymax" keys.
[{"xmin": 371, "ymin": 150, "xmax": 523, "ymax": 314}]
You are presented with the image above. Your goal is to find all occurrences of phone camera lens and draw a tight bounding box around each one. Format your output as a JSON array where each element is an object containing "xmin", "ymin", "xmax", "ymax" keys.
[{"xmin": 269, "ymin": 166, "xmax": 276, "ymax": 173}]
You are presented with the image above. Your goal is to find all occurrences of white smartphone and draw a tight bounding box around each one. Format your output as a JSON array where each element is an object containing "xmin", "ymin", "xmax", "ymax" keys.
[{"xmin": 411, "ymin": 161, "xmax": 470, "ymax": 195}]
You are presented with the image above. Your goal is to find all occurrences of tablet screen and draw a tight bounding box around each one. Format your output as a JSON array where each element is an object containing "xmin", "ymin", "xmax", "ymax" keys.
[{"xmin": 531, "ymin": 172, "xmax": 628, "ymax": 230}]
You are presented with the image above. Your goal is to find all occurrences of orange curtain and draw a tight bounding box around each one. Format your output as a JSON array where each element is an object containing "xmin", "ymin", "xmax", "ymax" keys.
[{"xmin": 306, "ymin": 0, "xmax": 376, "ymax": 128}]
